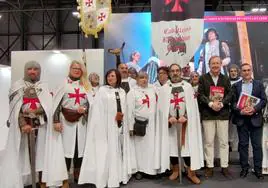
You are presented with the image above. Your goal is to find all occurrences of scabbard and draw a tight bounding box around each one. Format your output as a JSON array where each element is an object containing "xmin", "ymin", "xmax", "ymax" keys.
[
  {"xmin": 28, "ymin": 122, "xmax": 37, "ymax": 188},
  {"xmin": 177, "ymin": 124, "xmax": 182, "ymax": 184}
]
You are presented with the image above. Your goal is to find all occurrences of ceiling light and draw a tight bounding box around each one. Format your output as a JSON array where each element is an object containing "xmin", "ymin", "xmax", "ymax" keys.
[{"xmin": 251, "ymin": 8, "xmax": 259, "ymax": 12}]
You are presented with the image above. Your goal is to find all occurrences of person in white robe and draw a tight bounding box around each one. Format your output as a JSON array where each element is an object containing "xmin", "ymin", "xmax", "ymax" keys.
[
  {"xmin": 118, "ymin": 63, "xmax": 136, "ymax": 93},
  {"xmin": 127, "ymin": 71, "xmax": 160, "ymax": 180},
  {"xmin": 79, "ymin": 69, "xmax": 133, "ymax": 188},
  {"xmin": 128, "ymin": 67, "xmax": 138, "ymax": 80},
  {"xmin": 153, "ymin": 66, "xmax": 169, "ymax": 94},
  {"xmin": 190, "ymin": 71, "xmax": 200, "ymax": 95},
  {"xmin": 158, "ymin": 64, "xmax": 204, "ymax": 184},
  {"xmin": 89, "ymin": 72, "xmax": 100, "ymax": 97},
  {"xmin": 262, "ymin": 86, "xmax": 268, "ymax": 174},
  {"xmin": 53, "ymin": 60, "xmax": 93, "ymax": 186},
  {"xmin": 0, "ymin": 61, "xmax": 67, "ymax": 188}
]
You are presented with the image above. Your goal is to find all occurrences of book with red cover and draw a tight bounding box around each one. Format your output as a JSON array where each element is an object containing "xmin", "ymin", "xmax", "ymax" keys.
[
  {"xmin": 237, "ymin": 92, "xmax": 260, "ymax": 110},
  {"xmin": 209, "ymin": 86, "xmax": 225, "ymax": 102}
]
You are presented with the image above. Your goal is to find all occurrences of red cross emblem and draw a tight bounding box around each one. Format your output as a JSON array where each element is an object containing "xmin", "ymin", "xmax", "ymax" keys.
[
  {"xmin": 68, "ymin": 88, "xmax": 86, "ymax": 105},
  {"xmin": 85, "ymin": 0, "xmax": 93, "ymax": 7},
  {"xmin": 23, "ymin": 97, "xmax": 40, "ymax": 110},
  {"xmin": 165, "ymin": 0, "xmax": 189, "ymax": 12},
  {"xmin": 170, "ymin": 93, "xmax": 184, "ymax": 109},
  {"xmin": 98, "ymin": 12, "xmax": 106, "ymax": 21},
  {"xmin": 142, "ymin": 94, "xmax": 150, "ymax": 108}
]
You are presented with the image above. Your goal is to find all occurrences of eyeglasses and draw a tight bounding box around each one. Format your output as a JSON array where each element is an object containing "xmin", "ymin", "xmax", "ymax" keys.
[{"xmin": 71, "ymin": 68, "xmax": 82, "ymax": 71}]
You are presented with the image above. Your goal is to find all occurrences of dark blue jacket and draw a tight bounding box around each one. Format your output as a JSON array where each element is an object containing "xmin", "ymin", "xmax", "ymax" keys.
[{"xmin": 232, "ymin": 80, "xmax": 267, "ymax": 127}]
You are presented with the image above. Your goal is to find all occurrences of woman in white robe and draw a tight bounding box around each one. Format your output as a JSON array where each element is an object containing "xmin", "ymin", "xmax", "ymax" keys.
[
  {"xmin": 79, "ymin": 69, "xmax": 133, "ymax": 188},
  {"xmin": 53, "ymin": 60, "xmax": 93, "ymax": 186},
  {"xmin": 127, "ymin": 71, "xmax": 160, "ymax": 179},
  {"xmin": 153, "ymin": 66, "xmax": 169, "ymax": 95}
]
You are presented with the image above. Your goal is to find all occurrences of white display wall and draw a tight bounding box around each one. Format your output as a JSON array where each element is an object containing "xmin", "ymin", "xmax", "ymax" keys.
[
  {"xmin": 11, "ymin": 49, "xmax": 104, "ymax": 91},
  {"xmin": 0, "ymin": 49, "xmax": 104, "ymax": 154},
  {"xmin": 0, "ymin": 66, "xmax": 11, "ymax": 155}
]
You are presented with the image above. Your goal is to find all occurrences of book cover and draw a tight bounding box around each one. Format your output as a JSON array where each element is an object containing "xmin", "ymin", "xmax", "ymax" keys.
[
  {"xmin": 237, "ymin": 92, "xmax": 260, "ymax": 110},
  {"xmin": 209, "ymin": 86, "xmax": 225, "ymax": 102}
]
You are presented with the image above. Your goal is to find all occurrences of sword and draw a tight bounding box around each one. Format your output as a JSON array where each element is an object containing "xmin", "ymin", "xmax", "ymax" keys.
[
  {"xmin": 176, "ymin": 110, "xmax": 183, "ymax": 184},
  {"xmin": 177, "ymin": 124, "xmax": 183, "ymax": 184},
  {"xmin": 28, "ymin": 118, "xmax": 38, "ymax": 188}
]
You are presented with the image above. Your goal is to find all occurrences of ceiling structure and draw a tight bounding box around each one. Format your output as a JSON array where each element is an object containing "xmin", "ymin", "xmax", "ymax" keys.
[
  {"xmin": 0, "ymin": 0, "xmax": 267, "ymax": 66},
  {"xmin": 0, "ymin": 0, "xmax": 267, "ymax": 13}
]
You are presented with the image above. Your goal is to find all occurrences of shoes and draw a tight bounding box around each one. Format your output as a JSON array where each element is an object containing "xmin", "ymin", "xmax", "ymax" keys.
[
  {"xmin": 254, "ymin": 171, "xmax": 264, "ymax": 180},
  {"xmin": 240, "ymin": 169, "xmax": 248, "ymax": 178},
  {"xmin": 205, "ymin": 167, "xmax": 213, "ymax": 178},
  {"xmin": 39, "ymin": 182, "xmax": 46, "ymax": 188},
  {"xmin": 221, "ymin": 168, "xmax": 233, "ymax": 179},
  {"xmin": 187, "ymin": 167, "xmax": 201, "ymax": 184},
  {"xmin": 135, "ymin": 172, "xmax": 143, "ymax": 180},
  {"xmin": 169, "ymin": 164, "xmax": 179, "ymax": 180},
  {"xmin": 62, "ymin": 180, "xmax": 69, "ymax": 188}
]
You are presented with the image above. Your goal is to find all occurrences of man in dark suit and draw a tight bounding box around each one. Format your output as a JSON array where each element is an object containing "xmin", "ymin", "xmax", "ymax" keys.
[
  {"xmin": 232, "ymin": 63, "xmax": 267, "ymax": 179},
  {"xmin": 198, "ymin": 56, "xmax": 232, "ymax": 178}
]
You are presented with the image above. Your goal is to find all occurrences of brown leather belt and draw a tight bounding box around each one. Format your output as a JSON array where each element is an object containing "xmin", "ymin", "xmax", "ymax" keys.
[{"xmin": 62, "ymin": 108, "xmax": 83, "ymax": 123}]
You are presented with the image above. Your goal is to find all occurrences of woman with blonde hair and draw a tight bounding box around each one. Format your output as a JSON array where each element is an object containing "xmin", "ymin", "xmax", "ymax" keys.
[{"xmin": 52, "ymin": 60, "xmax": 93, "ymax": 187}]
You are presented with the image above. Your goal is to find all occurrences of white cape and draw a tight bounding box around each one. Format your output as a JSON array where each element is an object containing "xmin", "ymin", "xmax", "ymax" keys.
[
  {"xmin": 52, "ymin": 78, "xmax": 94, "ymax": 159},
  {"xmin": 127, "ymin": 85, "xmax": 160, "ymax": 175},
  {"xmin": 157, "ymin": 80, "xmax": 204, "ymax": 172},
  {"xmin": 0, "ymin": 79, "xmax": 67, "ymax": 187},
  {"xmin": 79, "ymin": 86, "xmax": 133, "ymax": 188}
]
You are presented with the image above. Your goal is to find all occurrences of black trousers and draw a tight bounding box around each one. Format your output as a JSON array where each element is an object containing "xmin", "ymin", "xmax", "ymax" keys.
[
  {"xmin": 170, "ymin": 157, "xmax": 191, "ymax": 167},
  {"xmin": 237, "ymin": 118, "xmax": 263, "ymax": 173},
  {"xmin": 65, "ymin": 134, "xmax": 83, "ymax": 171}
]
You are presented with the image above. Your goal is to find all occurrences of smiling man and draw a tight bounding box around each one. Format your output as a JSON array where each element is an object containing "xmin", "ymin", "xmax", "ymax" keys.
[{"xmin": 198, "ymin": 56, "xmax": 232, "ymax": 178}]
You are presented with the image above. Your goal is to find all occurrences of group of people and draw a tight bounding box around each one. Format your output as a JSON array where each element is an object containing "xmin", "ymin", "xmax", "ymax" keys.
[{"xmin": 0, "ymin": 55, "xmax": 268, "ymax": 188}]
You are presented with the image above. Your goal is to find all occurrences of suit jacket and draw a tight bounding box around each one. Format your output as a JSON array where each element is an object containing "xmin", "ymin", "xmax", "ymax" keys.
[
  {"xmin": 198, "ymin": 73, "xmax": 232, "ymax": 120},
  {"xmin": 232, "ymin": 79, "xmax": 267, "ymax": 127}
]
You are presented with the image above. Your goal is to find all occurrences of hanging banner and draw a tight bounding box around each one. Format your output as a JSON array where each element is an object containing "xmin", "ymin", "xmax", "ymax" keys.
[
  {"xmin": 151, "ymin": 0, "xmax": 205, "ymax": 67},
  {"xmin": 77, "ymin": 0, "xmax": 111, "ymax": 38}
]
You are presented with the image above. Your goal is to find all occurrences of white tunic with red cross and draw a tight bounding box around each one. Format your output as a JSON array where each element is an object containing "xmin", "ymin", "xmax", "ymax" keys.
[
  {"xmin": 127, "ymin": 86, "xmax": 158, "ymax": 175},
  {"xmin": 132, "ymin": 88, "xmax": 152, "ymax": 121},
  {"xmin": 61, "ymin": 79, "xmax": 88, "ymax": 110},
  {"xmin": 168, "ymin": 82, "xmax": 190, "ymax": 157},
  {"xmin": 20, "ymin": 84, "xmax": 47, "ymax": 173},
  {"xmin": 61, "ymin": 78, "xmax": 88, "ymax": 158}
]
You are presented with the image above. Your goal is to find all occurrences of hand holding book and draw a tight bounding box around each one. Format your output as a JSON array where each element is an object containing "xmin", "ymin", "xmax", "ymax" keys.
[
  {"xmin": 237, "ymin": 92, "xmax": 260, "ymax": 115},
  {"xmin": 209, "ymin": 86, "xmax": 224, "ymax": 111}
]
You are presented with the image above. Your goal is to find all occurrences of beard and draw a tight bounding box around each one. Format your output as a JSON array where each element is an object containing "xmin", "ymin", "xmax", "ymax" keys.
[{"xmin": 171, "ymin": 75, "xmax": 181, "ymax": 83}]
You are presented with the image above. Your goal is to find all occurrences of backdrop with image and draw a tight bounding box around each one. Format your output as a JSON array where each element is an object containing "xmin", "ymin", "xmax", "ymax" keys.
[{"xmin": 104, "ymin": 11, "xmax": 268, "ymax": 82}]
